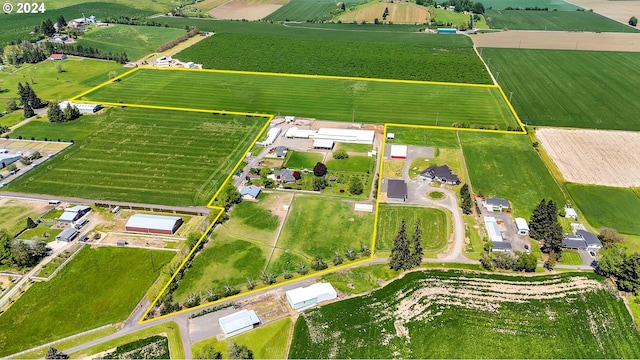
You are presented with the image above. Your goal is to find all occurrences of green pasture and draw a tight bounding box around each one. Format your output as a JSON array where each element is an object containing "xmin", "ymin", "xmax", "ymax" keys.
[
  {"xmin": 566, "ymin": 184, "xmax": 640, "ymax": 236},
  {"xmin": 14, "ymin": 326, "xmax": 117, "ymax": 359},
  {"xmin": 18, "ymin": 224, "xmax": 61, "ymax": 242},
  {"xmin": 6, "ymin": 108, "xmax": 267, "ymax": 206},
  {"xmin": 0, "ymin": 247, "xmax": 174, "ymax": 357},
  {"xmin": 326, "ymin": 155, "xmax": 372, "ymax": 173},
  {"xmin": 283, "ymin": 22, "xmax": 424, "ymax": 32},
  {"xmin": 82, "ymin": 69, "xmax": 519, "ymax": 129},
  {"xmin": 376, "ymin": 205, "xmax": 450, "ymax": 255},
  {"xmin": 481, "ymin": 48, "xmax": 640, "ymax": 130},
  {"xmin": 192, "ymin": 317, "xmax": 291, "ymax": 359},
  {"xmin": 266, "ymin": 248, "xmax": 307, "ymax": 274},
  {"xmin": 0, "ymin": 58, "xmax": 124, "ymax": 112},
  {"xmin": 176, "ymin": 32, "xmax": 491, "ymax": 84},
  {"xmin": 290, "ymin": 270, "xmax": 640, "ymax": 358},
  {"xmin": 77, "ymin": 25, "xmax": 186, "ymax": 61},
  {"xmin": 407, "ymin": 148, "xmax": 466, "ymax": 184},
  {"xmin": 172, "ymin": 235, "xmax": 269, "ymax": 302},
  {"xmin": 485, "ymin": 9, "xmax": 640, "ymax": 32},
  {"xmin": 463, "ymin": 215, "xmax": 484, "ymax": 259},
  {"xmin": 386, "ymin": 126, "xmax": 459, "ymax": 148},
  {"xmin": 265, "ymin": 0, "xmax": 357, "ymax": 22},
  {"xmin": 0, "ymin": 200, "xmax": 48, "ymax": 237},
  {"xmin": 322, "ymin": 264, "xmax": 400, "ymax": 294},
  {"xmin": 459, "ymin": 132, "xmax": 565, "ymax": 218},
  {"xmin": 284, "ymin": 151, "xmax": 323, "ymax": 170},
  {"xmin": 336, "ymin": 142, "xmax": 372, "ymax": 153},
  {"xmin": 0, "ymin": 113, "xmax": 23, "ymax": 127},
  {"xmin": 480, "ymin": 0, "xmax": 579, "ymax": 10},
  {"xmin": 278, "ymin": 195, "xmax": 374, "ymax": 260}
]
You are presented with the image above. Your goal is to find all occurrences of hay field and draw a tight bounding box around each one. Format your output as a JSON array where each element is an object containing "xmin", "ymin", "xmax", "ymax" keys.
[
  {"xmin": 209, "ymin": 0, "xmax": 288, "ymax": 20},
  {"xmin": 340, "ymin": 2, "xmax": 428, "ymax": 23},
  {"xmin": 570, "ymin": 0, "xmax": 640, "ymax": 24},
  {"xmin": 536, "ymin": 128, "xmax": 640, "ymax": 187},
  {"xmin": 484, "ymin": 9, "xmax": 639, "ymax": 32},
  {"xmin": 290, "ymin": 270, "xmax": 640, "ymax": 358},
  {"xmin": 472, "ymin": 31, "xmax": 640, "ymax": 51}
]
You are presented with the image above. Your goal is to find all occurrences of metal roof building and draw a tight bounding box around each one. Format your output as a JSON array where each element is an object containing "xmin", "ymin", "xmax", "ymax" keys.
[
  {"xmin": 0, "ymin": 153, "xmax": 21, "ymax": 169},
  {"xmin": 125, "ymin": 214, "xmax": 183, "ymax": 235},
  {"xmin": 386, "ymin": 179, "xmax": 407, "ymax": 202},
  {"xmin": 56, "ymin": 227, "xmax": 79, "ymax": 242},
  {"xmin": 58, "ymin": 205, "xmax": 91, "ymax": 223},
  {"xmin": 286, "ymin": 282, "xmax": 337, "ymax": 311},
  {"xmin": 240, "ymin": 185, "xmax": 261, "ymax": 200},
  {"xmin": 58, "ymin": 101, "xmax": 102, "ymax": 114},
  {"xmin": 514, "ymin": 218, "xmax": 529, "ymax": 235},
  {"xmin": 484, "ymin": 216, "xmax": 504, "ymax": 244},
  {"xmin": 258, "ymin": 127, "xmax": 281, "ymax": 146},
  {"xmin": 389, "ymin": 145, "xmax": 407, "ymax": 159},
  {"xmin": 313, "ymin": 139, "xmax": 334, "ymax": 150},
  {"xmin": 219, "ymin": 310, "xmax": 260, "ymax": 337},
  {"xmin": 312, "ymin": 128, "xmax": 375, "ymax": 145}
]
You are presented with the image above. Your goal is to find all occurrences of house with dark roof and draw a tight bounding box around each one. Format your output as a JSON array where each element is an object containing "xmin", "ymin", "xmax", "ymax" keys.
[
  {"xmin": 274, "ymin": 169, "xmax": 296, "ymax": 184},
  {"xmin": 240, "ymin": 185, "xmax": 261, "ymax": 200},
  {"xmin": 562, "ymin": 229, "xmax": 602, "ymax": 252},
  {"xmin": 419, "ymin": 165, "xmax": 460, "ymax": 185},
  {"xmin": 275, "ymin": 146, "xmax": 287, "ymax": 158},
  {"xmin": 576, "ymin": 229, "xmax": 602, "ymax": 252},
  {"xmin": 387, "ymin": 179, "xmax": 407, "ymax": 202},
  {"xmin": 483, "ymin": 196, "xmax": 510, "ymax": 212},
  {"xmin": 562, "ymin": 234, "xmax": 586, "ymax": 249}
]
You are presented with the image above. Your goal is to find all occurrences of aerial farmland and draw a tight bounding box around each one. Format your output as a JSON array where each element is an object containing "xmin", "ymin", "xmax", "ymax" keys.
[{"xmin": 0, "ymin": 0, "xmax": 639, "ymax": 358}]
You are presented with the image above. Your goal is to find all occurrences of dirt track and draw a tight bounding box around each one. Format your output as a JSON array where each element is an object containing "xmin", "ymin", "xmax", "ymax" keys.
[
  {"xmin": 471, "ymin": 30, "xmax": 640, "ymax": 51},
  {"xmin": 537, "ymin": 128, "xmax": 640, "ymax": 187}
]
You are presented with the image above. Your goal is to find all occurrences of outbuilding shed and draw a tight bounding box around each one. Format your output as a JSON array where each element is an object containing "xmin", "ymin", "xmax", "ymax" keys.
[
  {"xmin": 125, "ymin": 214, "xmax": 183, "ymax": 235},
  {"xmin": 58, "ymin": 205, "xmax": 91, "ymax": 223},
  {"xmin": 564, "ymin": 206, "xmax": 578, "ymax": 220},
  {"xmin": 240, "ymin": 185, "xmax": 261, "ymax": 200},
  {"xmin": 354, "ymin": 204, "xmax": 374, "ymax": 213},
  {"xmin": 56, "ymin": 227, "xmax": 78, "ymax": 242},
  {"xmin": 386, "ymin": 179, "xmax": 407, "ymax": 202},
  {"xmin": 313, "ymin": 139, "xmax": 334, "ymax": 150},
  {"xmin": 0, "ymin": 153, "xmax": 21, "ymax": 169},
  {"xmin": 514, "ymin": 217, "xmax": 529, "ymax": 235},
  {"xmin": 484, "ymin": 216, "xmax": 503, "ymax": 244},
  {"xmin": 389, "ymin": 145, "xmax": 407, "ymax": 159},
  {"xmin": 219, "ymin": 310, "xmax": 260, "ymax": 337},
  {"xmin": 286, "ymin": 282, "xmax": 337, "ymax": 311},
  {"xmin": 59, "ymin": 101, "xmax": 102, "ymax": 114},
  {"xmin": 258, "ymin": 127, "xmax": 281, "ymax": 146},
  {"xmin": 492, "ymin": 241, "xmax": 512, "ymax": 252}
]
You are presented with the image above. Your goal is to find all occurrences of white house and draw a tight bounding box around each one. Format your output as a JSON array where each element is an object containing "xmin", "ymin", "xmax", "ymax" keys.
[
  {"xmin": 218, "ymin": 310, "xmax": 260, "ymax": 337},
  {"xmin": 514, "ymin": 218, "xmax": 529, "ymax": 236},
  {"xmin": 286, "ymin": 282, "xmax": 337, "ymax": 311}
]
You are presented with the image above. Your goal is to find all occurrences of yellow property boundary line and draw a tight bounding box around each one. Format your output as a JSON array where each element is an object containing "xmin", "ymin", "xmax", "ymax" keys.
[{"xmin": 62, "ymin": 66, "xmax": 528, "ymax": 324}]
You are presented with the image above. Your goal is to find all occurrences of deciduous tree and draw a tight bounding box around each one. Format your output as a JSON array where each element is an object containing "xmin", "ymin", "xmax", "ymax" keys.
[
  {"xmin": 598, "ymin": 228, "xmax": 624, "ymax": 248},
  {"xmin": 630, "ymin": 16, "xmax": 638, "ymax": 26},
  {"xmin": 348, "ymin": 176, "xmax": 363, "ymax": 195},
  {"xmin": 229, "ymin": 342, "xmax": 253, "ymax": 359},
  {"xmin": 313, "ymin": 162, "xmax": 327, "ymax": 177},
  {"xmin": 26, "ymin": 217, "xmax": 37, "ymax": 229}
]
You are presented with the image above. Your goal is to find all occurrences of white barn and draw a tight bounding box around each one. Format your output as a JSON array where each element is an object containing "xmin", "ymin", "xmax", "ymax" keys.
[
  {"xmin": 286, "ymin": 282, "xmax": 337, "ymax": 311},
  {"xmin": 514, "ymin": 217, "xmax": 529, "ymax": 236},
  {"xmin": 218, "ymin": 310, "xmax": 260, "ymax": 337},
  {"xmin": 389, "ymin": 145, "xmax": 407, "ymax": 159},
  {"xmin": 59, "ymin": 101, "xmax": 102, "ymax": 114},
  {"xmin": 258, "ymin": 127, "xmax": 281, "ymax": 146}
]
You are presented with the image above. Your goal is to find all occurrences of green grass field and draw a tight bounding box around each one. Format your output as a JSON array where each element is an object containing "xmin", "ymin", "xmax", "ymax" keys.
[
  {"xmin": 0, "ymin": 200, "xmax": 49, "ymax": 237},
  {"xmin": 0, "ymin": 247, "xmax": 174, "ymax": 357},
  {"xmin": 386, "ymin": 126, "xmax": 460, "ymax": 148},
  {"xmin": 284, "ymin": 151, "xmax": 324, "ymax": 170},
  {"xmin": 6, "ymin": 108, "xmax": 267, "ymax": 206},
  {"xmin": 459, "ymin": 132, "xmax": 565, "ymax": 217},
  {"xmin": 265, "ymin": 0, "xmax": 356, "ymax": 21},
  {"xmin": 322, "ymin": 264, "xmax": 400, "ymax": 294},
  {"xmin": 0, "ymin": 58, "xmax": 124, "ymax": 112},
  {"xmin": 376, "ymin": 205, "xmax": 450, "ymax": 254},
  {"xmin": 77, "ymin": 24, "xmax": 186, "ymax": 61},
  {"xmin": 289, "ymin": 270, "xmax": 640, "ymax": 358},
  {"xmin": 278, "ymin": 195, "xmax": 374, "ymax": 260},
  {"xmin": 81, "ymin": 68, "xmax": 519, "ymax": 129},
  {"xmin": 481, "ymin": 0, "xmax": 579, "ymax": 10},
  {"xmin": 326, "ymin": 155, "xmax": 372, "ymax": 173},
  {"xmin": 485, "ymin": 9, "xmax": 640, "ymax": 32},
  {"xmin": 175, "ymin": 31, "xmax": 492, "ymax": 84},
  {"xmin": 566, "ymin": 184, "xmax": 640, "ymax": 236},
  {"xmin": 481, "ymin": 48, "xmax": 640, "ymax": 130},
  {"xmin": 559, "ymin": 250, "xmax": 583, "ymax": 265},
  {"xmin": 192, "ymin": 318, "xmax": 292, "ymax": 359}
]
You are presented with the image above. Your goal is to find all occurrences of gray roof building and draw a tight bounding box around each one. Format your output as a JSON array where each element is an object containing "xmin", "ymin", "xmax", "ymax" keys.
[
  {"xmin": 419, "ymin": 165, "xmax": 460, "ymax": 185},
  {"xmin": 387, "ymin": 179, "xmax": 407, "ymax": 202},
  {"xmin": 240, "ymin": 185, "xmax": 261, "ymax": 199},
  {"xmin": 275, "ymin": 168, "xmax": 296, "ymax": 183},
  {"xmin": 563, "ymin": 234, "xmax": 586, "ymax": 249},
  {"xmin": 576, "ymin": 230, "xmax": 602, "ymax": 251},
  {"xmin": 484, "ymin": 196, "xmax": 510, "ymax": 210},
  {"xmin": 56, "ymin": 227, "xmax": 79, "ymax": 242},
  {"xmin": 492, "ymin": 241, "xmax": 512, "ymax": 252},
  {"xmin": 275, "ymin": 146, "xmax": 287, "ymax": 158}
]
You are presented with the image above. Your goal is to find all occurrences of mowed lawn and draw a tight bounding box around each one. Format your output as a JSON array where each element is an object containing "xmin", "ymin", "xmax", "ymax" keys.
[
  {"xmin": 81, "ymin": 68, "xmax": 520, "ymax": 129},
  {"xmin": 0, "ymin": 57, "xmax": 124, "ymax": 112},
  {"xmin": 0, "ymin": 199, "xmax": 48, "ymax": 237},
  {"xmin": 485, "ymin": 9, "xmax": 639, "ymax": 32},
  {"xmin": 376, "ymin": 205, "xmax": 450, "ymax": 254},
  {"xmin": 459, "ymin": 132, "xmax": 565, "ymax": 217},
  {"xmin": 77, "ymin": 24, "xmax": 186, "ymax": 60},
  {"xmin": 290, "ymin": 271, "xmax": 640, "ymax": 358},
  {"xmin": 284, "ymin": 151, "xmax": 323, "ymax": 170},
  {"xmin": 6, "ymin": 108, "xmax": 267, "ymax": 206},
  {"xmin": 0, "ymin": 247, "xmax": 174, "ymax": 357},
  {"xmin": 326, "ymin": 155, "xmax": 372, "ymax": 173},
  {"xmin": 566, "ymin": 184, "xmax": 640, "ymax": 236},
  {"xmin": 481, "ymin": 48, "xmax": 640, "ymax": 130},
  {"xmin": 278, "ymin": 195, "xmax": 375, "ymax": 259}
]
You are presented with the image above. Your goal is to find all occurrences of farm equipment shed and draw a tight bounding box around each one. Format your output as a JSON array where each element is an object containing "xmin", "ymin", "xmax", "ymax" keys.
[
  {"xmin": 286, "ymin": 282, "xmax": 337, "ymax": 311},
  {"xmin": 219, "ymin": 310, "xmax": 260, "ymax": 337},
  {"xmin": 125, "ymin": 214, "xmax": 183, "ymax": 235}
]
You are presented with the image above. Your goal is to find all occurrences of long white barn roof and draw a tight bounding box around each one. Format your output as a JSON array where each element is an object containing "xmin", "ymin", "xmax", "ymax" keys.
[
  {"xmin": 286, "ymin": 282, "xmax": 337, "ymax": 305},
  {"xmin": 219, "ymin": 310, "xmax": 259, "ymax": 335},
  {"xmin": 126, "ymin": 214, "xmax": 181, "ymax": 231}
]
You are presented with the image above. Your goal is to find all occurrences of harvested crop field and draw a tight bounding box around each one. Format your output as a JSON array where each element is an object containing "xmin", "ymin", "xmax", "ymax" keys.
[
  {"xmin": 209, "ymin": 0, "xmax": 288, "ymax": 20},
  {"xmin": 537, "ymin": 128, "xmax": 640, "ymax": 187},
  {"xmin": 570, "ymin": 0, "xmax": 640, "ymax": 24},
  {"xmin": 290, "ymin": 270, "xmax": 640, "ymax": 358},
  {"xmin": 340, "ymin": 2, "xmax": 428, "ymax": 23},
  {"xmin": 473, "ymin": 30, "xmax": 640, "ymax": 51}
]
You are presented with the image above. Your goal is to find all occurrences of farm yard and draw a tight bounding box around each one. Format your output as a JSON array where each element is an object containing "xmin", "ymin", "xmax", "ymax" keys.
[
  {"xmin": 459, "ymin": 132, "xmax": 565, "ymax": 217},
  {"xmin": 208, "ymin": 0, "xmax": 289, "ymax": 20},
  {"xmin": 175, "ymin": 31, "xmax": 492, "ymax": 83},
  {"xmin": 480, "ymin": 48, "xmax": 640, "ymax": 130},
  {"xmin": 0, "ymin": 247, "xmax": 174, "ymax": 357},
  {"xmin": 536, "ymin": 128, "xmax": 640, "ymax": 187},
  {"xmin": 376, "ymin": 205, "xmax": 451, "ymax": 256},
  {"xmin": 5, "ymin": 108, "xmax": 268, "ymax": 206},
  {"xmin": 289, "ymin": 271, "xmax": 640, "ymax": 358},
  {"xmin": 484, "ymin": 9, "xmax": 639, "ymax": 32},
  {"xmin": 566, "ymin": 184, "xmax": 640, "ymax": 236},
  {"xmin": 80, "ymin": 68, "xmax": 519, "ymax": 129},
  {"xmin": 76, "ymin": 24, "xmax": 187, "ymax": 61},
  {"xmin": 339, "ymin": 2, "xmax": 429, "ymax": 23}
]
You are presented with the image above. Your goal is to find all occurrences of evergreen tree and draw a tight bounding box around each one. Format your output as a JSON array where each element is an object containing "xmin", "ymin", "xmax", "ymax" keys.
[
  {"xmin": 26, "ymin": 217, "xmax": 37, "ymax": 229},
  {"xmin": 23, "ymin": 103, "xmax": 35, "ymax": 118},
  {"xmin": 528, "ymin": 199, "xmax": 548, "ymax": 240},
  {"xmin": 17, "ymin": 82, "xmax": 29, "ymax": 105},
  {"xmin": 63, "ymin": 104, "xmax": 72, "ymax": 121},
  {"xmin": 56, "ymin": 15, "xmax": 67, "ymax": 28},
  {"xmin": 47, "ymin": 101, "xmax": 64, "ymax": 122},
  {"xmin": 411, "ymin": 219, "xmax": 423, "ymax": 267},
  {"xmin": 28, "ymin": 86, "xmax": 44, "ymax": 109},
  {"xmin": 389, "ymin": 220, "xmax": 411, "ymax": 271},
  {"xmin": 460, "ymin": 183, "xmax": 472, "ymax": 215},
  {"xmin": 542, "ymin": 222, "xmax": 563, "ymax": 256},
  {"xmin": 41, "ymin": 19, "xmax": 56, "ymax": 37},
  {"xmin": 70, "ymin": 105, "xmax": 81, "ymax": 120}
]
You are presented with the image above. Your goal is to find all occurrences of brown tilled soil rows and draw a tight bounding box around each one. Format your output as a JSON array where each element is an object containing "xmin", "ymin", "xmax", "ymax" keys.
[
  {"xmin": 472, "ymin": 30, "xmax": 640, "ymax": 52},
  {"xmin": 209, "ymin": 0, "xmax": 286, "ymax": 20},
  {"xmin": 536, "ymin": 128, "xmax": 640, "ymax": 187},
  {"xmin": 567, "ymin": 0, "xmax": 640, "ymax": 24}
]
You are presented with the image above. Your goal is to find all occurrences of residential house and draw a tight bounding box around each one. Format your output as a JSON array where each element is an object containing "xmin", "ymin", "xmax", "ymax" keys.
[
  {"xmin": 484, "ymin": 196, "xmax": 510, "ymax": 212},
  {"xmin": 419, "ymin": 165, "xmax": 460, "ymax": 185}
]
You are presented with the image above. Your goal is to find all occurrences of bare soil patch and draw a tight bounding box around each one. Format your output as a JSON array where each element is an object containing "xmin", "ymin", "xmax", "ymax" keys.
[
  {"xmin": 238, "ymin": 291, "xmax": 289, "ymax": 323},
  {"xmin": 340, "ymin": 2, "xmax": 428, "ymax": 23},
  {"xmin": 567, "ymin": 0, "xmax": 640, "ymax": 24},
  {"xmin": 472, "ymin": 30, "xmax": 640, "ymax": 51},
  {"xmin": 537, "ymin": 128, "xmax": 640, "ymax": 187},
  {"xmin": 209, "ymin": 0, "xmax": 287, "ymax": 20}
]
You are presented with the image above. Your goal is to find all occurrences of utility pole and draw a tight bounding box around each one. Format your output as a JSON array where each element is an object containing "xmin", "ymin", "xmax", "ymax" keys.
[
  {"xmin": 436, "ymin": 112, "xmax": 439, "ymax": 126},
  {"xmin": 509, "ymin": 91, "xmax": 514, "ymax": 103}
]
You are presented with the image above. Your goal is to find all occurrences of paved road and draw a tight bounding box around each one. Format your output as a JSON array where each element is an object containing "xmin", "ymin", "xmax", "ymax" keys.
[{"xmin": 0, "ymin": 192, "xmax": 210, "ymax": 215}]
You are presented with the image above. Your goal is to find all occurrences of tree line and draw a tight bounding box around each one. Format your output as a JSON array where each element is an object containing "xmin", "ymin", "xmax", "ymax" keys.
[
  {"xmin": 156, "ymin": 27, "xmax": 200, "ymax": 53},
  {"xmin": 529, "ymin": 199, "xmax": 563, "ymax": 269},
  {"xmin": 17, "ymin": 82, "xmax": 45, "ymax": 119},
  {"xmin": 0, "ymin": 229, "xmax": 48, "ymax": 269},
  {"xmin": 389, "ymin": 219, "xmax": 423, "ymax": 271},
  {"xmin": 47, "ymin": 101, "xmax": 81, "ymax": 123}
]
